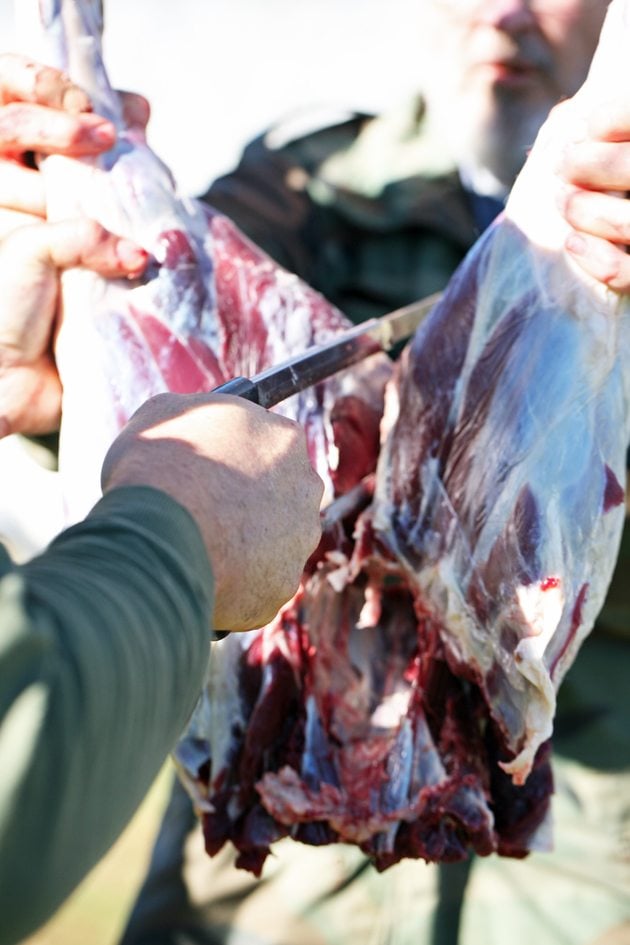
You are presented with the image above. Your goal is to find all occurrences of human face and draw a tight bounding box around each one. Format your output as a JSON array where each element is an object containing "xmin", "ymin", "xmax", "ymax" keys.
[{"xmin": 423, "ymin": 0, "xmax": 610, "ymax": 189}]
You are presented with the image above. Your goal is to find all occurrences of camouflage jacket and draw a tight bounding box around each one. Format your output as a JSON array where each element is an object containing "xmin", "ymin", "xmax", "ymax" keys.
[{"xmin": 204, "ymin": 97, "xmax": 482, "ymax": 324}]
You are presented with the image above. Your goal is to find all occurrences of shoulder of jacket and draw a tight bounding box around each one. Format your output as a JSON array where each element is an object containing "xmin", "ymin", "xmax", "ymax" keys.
[{"xmin": 263, "ymin": 106, "xmax": 373, "ymax": 155}]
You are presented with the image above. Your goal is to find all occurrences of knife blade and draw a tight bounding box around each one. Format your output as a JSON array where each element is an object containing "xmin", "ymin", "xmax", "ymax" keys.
[{"xmin": 213, "ymin": 291, "xmax": 441, "ymax": 408}]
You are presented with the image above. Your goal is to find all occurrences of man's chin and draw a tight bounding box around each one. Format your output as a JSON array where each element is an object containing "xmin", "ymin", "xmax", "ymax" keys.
[{"xmin": 447, "ymin": 106, "xmax": 546, "ymax": 190}]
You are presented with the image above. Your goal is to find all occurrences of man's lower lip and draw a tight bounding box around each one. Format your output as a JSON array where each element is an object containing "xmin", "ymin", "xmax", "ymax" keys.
[{"xmin": 481, "ymin": 63, "xmax": 538, "ymax": 85}]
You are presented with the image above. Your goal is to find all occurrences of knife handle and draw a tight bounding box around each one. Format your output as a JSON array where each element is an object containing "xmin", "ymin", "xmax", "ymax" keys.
[{"xmin": 212, "ymin": 376, "xmax": 260, "ymax": 404}]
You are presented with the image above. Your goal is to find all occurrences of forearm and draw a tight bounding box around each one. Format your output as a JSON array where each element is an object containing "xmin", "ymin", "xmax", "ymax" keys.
[{"xmin": 0, "ymin": 486, "xmax": 213, "ymax": 943}]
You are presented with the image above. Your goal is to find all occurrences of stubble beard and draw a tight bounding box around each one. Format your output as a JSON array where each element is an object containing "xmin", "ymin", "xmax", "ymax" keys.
[{"xmin": 456, "ymin": 89, "xmax": 555, "ymax": 193}]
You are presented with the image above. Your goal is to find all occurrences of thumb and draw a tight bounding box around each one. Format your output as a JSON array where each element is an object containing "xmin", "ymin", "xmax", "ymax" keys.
[{"xmin": 24, "ymin": 217, "xmax": 148, "ymax": 278}]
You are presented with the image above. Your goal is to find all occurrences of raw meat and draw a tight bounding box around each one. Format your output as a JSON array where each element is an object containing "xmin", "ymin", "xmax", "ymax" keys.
[
  {"xmin": 177, "ymin": 0, "xmax": 630, "ymax": 873},
  {"xmin": 25, "ymin": 0, "xmax": 630, "ymax": 876},
  {"xmin": 18, "ymin": 0, "xmax": 389, "ymax": 519},
  {"xmin": 372, "ymin": 0, "xmax": 630, "ymax": 787}
]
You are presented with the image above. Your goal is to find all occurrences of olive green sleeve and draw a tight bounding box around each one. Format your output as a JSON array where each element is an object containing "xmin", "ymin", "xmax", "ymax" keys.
[{"xmin": 0, "ymin": 486, "xmax": 214, "ymax": 944}]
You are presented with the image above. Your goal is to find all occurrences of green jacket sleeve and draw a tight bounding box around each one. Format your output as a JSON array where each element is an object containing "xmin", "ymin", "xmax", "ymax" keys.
[{"xmin": 0, "ymin": 486, "xmax": 214, "ymax": 944}]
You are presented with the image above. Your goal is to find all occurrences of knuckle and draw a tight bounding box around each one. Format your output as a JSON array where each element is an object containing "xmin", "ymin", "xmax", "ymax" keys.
[
  {"xmin": 309, "ymin": 527, "xmax": 323, "ymax": 557},
  {"xmin": 76, "ymin": 216, "xmax": 106, "ymax": 245},
  {"xmin": 562, "ymin": 189, "xmax": 584, "ymax": 227},
  {"xmin": 0, "ymin": 416, "xmax": 12, "ymax": 438},
  {"xmin": 311, "ymin": 469, "xmax": 325, "ymax": 501},
  {"xmin": 0, "ymin": 103, "xmax": 31, "ymax": 147},
  {"xmin": 32, "ymin": 63, "xmax": 76, "ymax": 109},
  {"xmin": 590, "ymin": 100, "xmax": 630, "ymax": 141},
  {"xmin": 146, "ymin": 390, "xmax": 175, "ymax": 410},
  {"xmin": 603, "ymin": 259, "xmax": 630, "ymax": 292},
  {"xmin": 593, "ymin": 248, "xmax": 625, "ymax": 288},
  {"xmin": 260, "ymin": 586, "xmax": 296, "ymax": 626},
  {"xmin": 559, "ymin": 140, "xmax": 591, "ymax": 182},
  {"xmin": 613, "ymin": 216, "xmax": 630, "ymax": 243}
]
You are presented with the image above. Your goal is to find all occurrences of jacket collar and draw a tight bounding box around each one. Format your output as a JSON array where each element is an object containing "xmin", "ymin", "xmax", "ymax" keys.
[{"xmin": 295, "ymin": 96, "xmax": 481, "ymax": 249}]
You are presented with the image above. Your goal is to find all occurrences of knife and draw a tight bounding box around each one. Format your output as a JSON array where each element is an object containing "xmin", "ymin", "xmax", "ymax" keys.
[{"xmin": 213, "ymin": 291, "xmax": 441, "ymax": 408}]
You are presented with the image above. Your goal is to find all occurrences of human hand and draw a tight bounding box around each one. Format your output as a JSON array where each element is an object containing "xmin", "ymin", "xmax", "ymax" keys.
[
  {"xmin": 100, "ymin": 392, "xmax": 324, "ymax": 631},
  {"xmin": 0, "ymin": 55, "xmax": 149, "ymax": 436},
  {"xmin": 0, "ymin": 52, "xmax": 149, "ymax": 234},
  {"xmin": 560, "ymin": 101, "xmax": 630, "ymax": 293},
  {"xmin": 0, "ymin": 219, "xmax": 147, "ymax": 437}
]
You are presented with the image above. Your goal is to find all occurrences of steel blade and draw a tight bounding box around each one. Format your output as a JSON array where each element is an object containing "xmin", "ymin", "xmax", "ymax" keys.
[{"xmin": 214, "ymin": 291, "xmax": 441, "ymax": 408}]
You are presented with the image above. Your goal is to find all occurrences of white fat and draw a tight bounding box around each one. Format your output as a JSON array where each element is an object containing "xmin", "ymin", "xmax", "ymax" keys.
[
  {"xmin": 357, "ymin": 585, "xmax": 382, "ymax": 629},
  {"xmin": 325, "ymin": 553, "xmax": 352, "ymax": 592},
  {"xmin": 380, "ymin": 374, "xmax": 402, "ymax": 442},
  {"xmin": 370, "ymin": 689, "xmax": 411, "ymax": 729},
  {"xmin": 515, "ymin": 579, "xmax": 564, "ymax": 657}
]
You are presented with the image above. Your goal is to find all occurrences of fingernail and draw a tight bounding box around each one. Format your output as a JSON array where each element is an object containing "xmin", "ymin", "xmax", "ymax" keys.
[
  {"xmin": 565, "ymin": 233, "xmax": 586, "ymax": 256},
  {"xmin": 117, "ymin": 239, "xmax": 148, "ymax": 273},
  {"xmin": 82, "ymin": 117, "xmax": 117, "ymax": 145}
]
